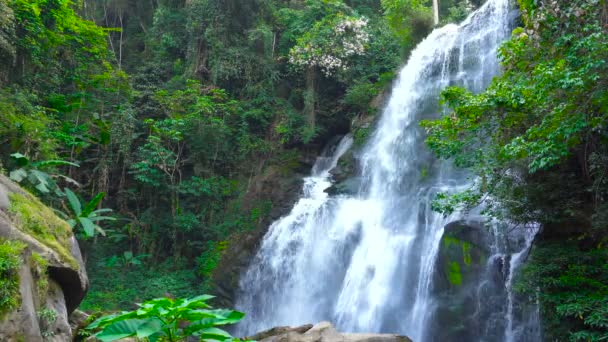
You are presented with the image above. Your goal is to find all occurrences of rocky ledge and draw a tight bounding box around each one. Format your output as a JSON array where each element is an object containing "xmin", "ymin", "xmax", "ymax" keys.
[{"xmin": 246, "ymin": 322, "xmax": 412, "ymax": 342}]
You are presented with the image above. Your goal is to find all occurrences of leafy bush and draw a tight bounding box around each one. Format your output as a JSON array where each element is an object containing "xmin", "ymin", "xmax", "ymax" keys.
[
  {"xmin": 87, "ymin": 295, "xmax": 245, "ymax": 342},
  {"xmin": 515, "ymin": 242, "xmax": 608, "ymax": 341}
]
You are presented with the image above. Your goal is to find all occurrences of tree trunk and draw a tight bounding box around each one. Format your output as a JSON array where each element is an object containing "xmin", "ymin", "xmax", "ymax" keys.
[
  {"xmin": 305, "ymin": 65, "xmax": 317, "ymax": 130},
  {"xmin": 433, "ymin": 0, "xmax": 440, "ymax": 25}
]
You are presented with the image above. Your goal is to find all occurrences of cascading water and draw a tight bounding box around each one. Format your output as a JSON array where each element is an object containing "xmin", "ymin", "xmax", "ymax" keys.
[{"xmin": 236, "ymin": 0, "xmax": 540, "ymax": 341}]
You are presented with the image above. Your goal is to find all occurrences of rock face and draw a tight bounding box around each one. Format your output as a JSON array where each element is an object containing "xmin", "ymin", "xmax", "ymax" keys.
[
  {"xmin": 247, "ymin": 322, "xmax": 412, "ymax": 342},
  {"xmin": 210, "ymin": 155, "xmax": 310, "ymax": 308},
  {"xmin": 0, "ymin": 175, "xmax": 88, "ymax": 342},
  {"xmin": 428, "ymin": 219, "xmax": 506, "ymax": 341}
]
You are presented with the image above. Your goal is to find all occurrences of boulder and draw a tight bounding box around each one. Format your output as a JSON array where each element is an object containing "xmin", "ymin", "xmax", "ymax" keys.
[
  {"xmin": 428, "ymin": 219, "xmax": 507, "ymax": 341},
  {"xmin": 247, "ymin": 322, "xmax": 412, "ymax": 342},
  {"xmin": 0, "ymin": 175, "xmax": 88, "ymax": 341},
  {"xmin": 433, "ymin": 220, "xmax": 492, "ymax": 292}
]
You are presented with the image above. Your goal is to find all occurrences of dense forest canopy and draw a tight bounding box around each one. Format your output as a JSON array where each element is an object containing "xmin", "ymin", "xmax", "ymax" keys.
[
  {"xmin": 0, "ymin": 0, "xmax": 606, "ymax": 340},
  {"xmin": 0, "ymin": 0, "xmax": 442, "ymax": 309}
]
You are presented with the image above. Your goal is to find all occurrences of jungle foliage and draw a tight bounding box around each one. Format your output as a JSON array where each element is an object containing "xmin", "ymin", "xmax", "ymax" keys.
[
  {"xmin": 423, "ymin": 0, "xmax": 608, "ymax": 339},
  {"xmin": 0, "ymin": 0, "xmax": 478, "ymax": 313}
]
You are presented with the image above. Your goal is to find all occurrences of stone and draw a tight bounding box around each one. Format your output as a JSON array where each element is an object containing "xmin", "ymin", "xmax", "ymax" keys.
[
  {"xmin": 0, "ymin": 182, "xmax": 9, "ymax": 209},
  {"xmin": 428, "ymin": 219, "xmax": 507, "ymax": 341},
  {"xmin": 0, "ymin": 175, "xmax": 88, "ymax": 341},
  {"xmin": 247, "ymin": 322, "xmax": 412, "ymax": 342},
  {"xmin": 42, "ymin": 280, "xmax": 73, "ymax": 342},
  {"xmin": 69, "ymin": 309, "xmax": 90, "ymax": 332}
]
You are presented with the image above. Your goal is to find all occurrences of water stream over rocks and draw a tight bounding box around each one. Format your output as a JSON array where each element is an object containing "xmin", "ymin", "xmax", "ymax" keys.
[{"xmin": 236, "ymin": 1, "xmax": 541, "ymax": 340}]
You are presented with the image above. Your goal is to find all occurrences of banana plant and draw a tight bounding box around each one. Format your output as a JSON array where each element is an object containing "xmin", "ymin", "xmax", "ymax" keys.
[
  {"xmin": 9, "ymin": 153, "xmax": 79, "ymax": 195},
  {"xmin": 64, "ymin": 189, "xmax": 115, "ymax": 238},
  {"xmin": 87, "ymin": 295, "xmax": 246, "ymax": 342}
]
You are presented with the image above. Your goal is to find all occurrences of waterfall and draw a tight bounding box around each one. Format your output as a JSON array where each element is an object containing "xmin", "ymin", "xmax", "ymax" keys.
[{"xmin": 236, "ymin": 0, "xmax": 540, "ymax": 341}]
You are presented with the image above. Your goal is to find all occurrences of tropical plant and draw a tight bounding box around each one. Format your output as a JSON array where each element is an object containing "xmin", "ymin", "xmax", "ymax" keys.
[
  {"xmin": 8, "ymin": 153, "xmax": 79, "ymax": 195},
  {"xmin": 87, "ymin": 295, "xmax": 245, "ymax": 342},
  {"xmin": 104, "ymin": 251, "xmax": 150, "ymax": 268},
  {"xmin": 64, "ymin": 189, "xmax": 115, "ymax": 238}
]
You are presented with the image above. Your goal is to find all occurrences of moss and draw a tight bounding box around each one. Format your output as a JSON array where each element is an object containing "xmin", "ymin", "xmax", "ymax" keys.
[
  {"xmin": 462, "ymin": 242, "xmax": 472, "ymax": 266},
  {"xmin": 0, "ymin": 239, "xmax": 25, "ymax": 317},
  {"xmin": 447, "ymin": 261, "xmax": 462, "ymax": 286},
  {"xmin": 443, "ymin": 235, "xmax": 473, "ymax": 266},
  {"xmin": 353, "ymin": 126, "xmax": 371, "ymax": 146},
  {"xmin": 30, "ymin": 252, "xmax": 49, "ymax": 301},
  {"xmin": 8, "ymin": 192, "xmax": 77, "ymax": 268}
]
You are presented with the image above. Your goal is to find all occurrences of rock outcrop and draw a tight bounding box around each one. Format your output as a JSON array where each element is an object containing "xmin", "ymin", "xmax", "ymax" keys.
[
  {"xmin": 210, "ymin": 153, "xmax": 312, "ymax": 308},
  {"xmin": 429, "ymin": 219, "xmax": 511, "ymax": 341},
  {"xmin": 247, "ymin": 322, "xmax": 412, "ymax": 342},
  {"xmin": 0, "ymin": 175, "xmax": 88, "ymax": 342}
]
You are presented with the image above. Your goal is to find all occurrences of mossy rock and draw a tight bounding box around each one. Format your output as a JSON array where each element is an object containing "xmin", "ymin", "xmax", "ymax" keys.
[
  {"xmin": 429, "ymin": 220, "xmax": 508, "ymax": 341},
  {"xmin": 8, "ymin": 192, "xmax": 77, "ymax": 268},
  {"xmin": 435, "ymin": 220, "xmax": 490, "ymax": 290},
  {"xmin": 0, "ymin": 175, "xmax": 88, "ymax": 341}
]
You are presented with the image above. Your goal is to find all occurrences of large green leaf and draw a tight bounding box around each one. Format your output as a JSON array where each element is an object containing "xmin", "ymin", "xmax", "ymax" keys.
[
  {"xmin": 88, "ymin": 216, "xmax": 116, "ymax": 222},
  {"xmin": 33, "ymin": 159, "xmax": 80, "ymax": 169},
  {"xmin": 29, "ymin": 170, "xmax": 53, "ymax": 193},
  {"xmin": 65, "ymin": 188, "xmax": 82, "ymax": 216},
  {"xmin": 10, "ymin": 153, "xmax": 29, "ymax": 167},
  {"xmin": 78, "ymin": 217, "xmax": 96, "ymax": 237},
  {"xmin": 9, "ymin": 168, "xmax": 28, "ymax": 182},
  {"xmin": 195, "ymin": 327, "xmax": 234, "ymax": 341},
  {"xmin": 82, "ymin": 192, "xmax": 106, "ymax": 217},
  {"xmin": 95, "ymin": 319, "xmax": 147, "ymax": 341},
  {"xmin": 135, "ymin": 317, "xmax": 164, "ymax": 338}
]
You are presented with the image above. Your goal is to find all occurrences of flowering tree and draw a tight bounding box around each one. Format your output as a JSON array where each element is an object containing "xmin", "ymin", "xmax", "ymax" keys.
[{"xmin": 288, "ymin": 15, "xmax": 370, "ymax": 77}]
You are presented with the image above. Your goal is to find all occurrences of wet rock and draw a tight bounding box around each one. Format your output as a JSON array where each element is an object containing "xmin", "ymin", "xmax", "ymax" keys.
[
  {"xmin": 428, "ymin": 219, "xmax": 506, "ymax": 341},
  {"xmin": 247, "ymin": 322, "xmax": 412, "ymax": 342},
  {"xmin": 325, "ymin": 177, "xmax": 361, "ymax": 196},
  {"xmin": 329, "ymin": 149, "xmax": 356, "ymax": 184},
  {"xmin": 434, "ymin": 219, "xmax": 491, "ymax": 291}
]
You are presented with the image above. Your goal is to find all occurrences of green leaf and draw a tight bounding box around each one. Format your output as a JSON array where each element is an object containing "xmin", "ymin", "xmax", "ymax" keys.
[
  {"xmin": 65, "ymin": 188, "xmax": 82, "ymax": 216},
  {"xmin": 195, "ymin": 327, "xmax": 233, "ymax": 340},
  {"xmin": 33, "ymin": 159, "xmax": 80, "ymax": 169},
  {"xmin": 135, "ymin": 318, "xmax": 164, "ymax": 338},
  {"xmin": 88, "ymin": 216, "xmax": 116, "ymax": 222},
  {"xmin": 82, "ymin": 192, "xmax": 106, "ymax": 217},
  {"xmin": 78, "ymin": 217, "xmax": 96, "ymax": 237},
  {"xmin": 9, "ymin": 169, "xmax": 28, "ymax": 182},
  {"xmin": 10, "ymin": 153, "xmax": 29, "ymax": 167},
  {"xmin": 95, "ymin": 319, "xmax": 146, "ymax": 341},
  {"xmin": 29, "ymin": 170, "xmax": 53, "ymax": 193}
]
